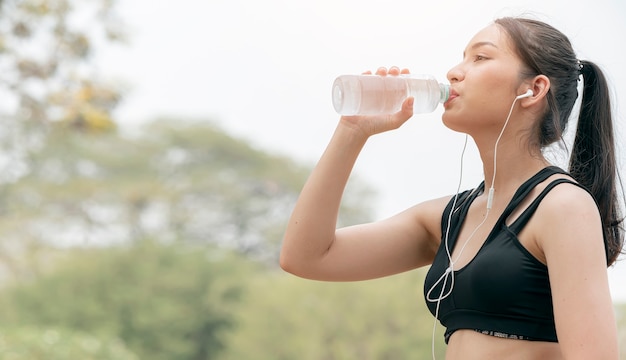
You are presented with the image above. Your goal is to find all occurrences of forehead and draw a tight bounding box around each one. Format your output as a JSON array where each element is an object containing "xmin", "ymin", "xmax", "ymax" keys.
[{"xmin": 463, "ymin": 24, "xmax": 514, "ymax": 56}]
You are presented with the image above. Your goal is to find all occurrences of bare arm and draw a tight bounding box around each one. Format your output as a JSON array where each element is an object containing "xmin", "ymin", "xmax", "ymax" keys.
[
  {"xmin": 280, "ymin": 67, "xmax": 444, "ymax": 281},
  {"xmin": 538, "ymin": 184, "xmax": 619, "ymax": 359}
]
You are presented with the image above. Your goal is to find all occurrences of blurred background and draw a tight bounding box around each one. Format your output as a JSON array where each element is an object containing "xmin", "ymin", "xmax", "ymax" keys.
[{"xmin": 0, "ymin": 0, "xmax": 624, "ymax": 359}]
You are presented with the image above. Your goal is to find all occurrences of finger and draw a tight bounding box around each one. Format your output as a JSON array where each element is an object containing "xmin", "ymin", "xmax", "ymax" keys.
[
  {"xmin": 400, "ymin": 68, "xmax": 410, "ymax": 75},
  {"xmin": 388, "ymin": 66, "xmax": 401, "ymax": 75},
  {"xmin": 387, "ymin": 96, "xmax": 414, "ymax": 129},
  {"xmin": 375, "ymin": 67, "xmax": 388, "ymax": 76},
  {"xmin": 404, "ymin": 97, "xmax": 414, "ymax": 110},
  {"xmin": 398, "ymin": 97, "xmax": 414, "ymax": 119}
]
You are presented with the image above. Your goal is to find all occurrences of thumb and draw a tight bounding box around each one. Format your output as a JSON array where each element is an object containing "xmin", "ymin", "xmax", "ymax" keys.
[
  {"xmin": 404, "ymin": 97, "xmax": 414, "ymax": 112},
  {"xmin": 387, "ymin": 96, "xmax": 414, "ymax": 130},
  {"xmin": 397, "ymin": 96, "xmax": 414, "ymax": 121}
]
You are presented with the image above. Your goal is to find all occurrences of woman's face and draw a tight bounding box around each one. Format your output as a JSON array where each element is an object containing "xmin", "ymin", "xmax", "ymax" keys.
[{"xmin": 442, "ymin": 24, "xmax": 528, "ymax": 135}]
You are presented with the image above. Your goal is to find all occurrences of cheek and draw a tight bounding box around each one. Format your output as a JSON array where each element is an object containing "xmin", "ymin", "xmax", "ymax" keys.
[
  {"xmin": 469, "ymin": 82, "xmax": 515, "ymax": 120},
  {"xmin": 441, "ymin": 96, "xmax": 503, "ymax": 132}
]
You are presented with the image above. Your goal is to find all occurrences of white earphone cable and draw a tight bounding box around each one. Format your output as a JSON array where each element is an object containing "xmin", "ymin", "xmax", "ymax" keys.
[{"xmin": 428, "ymin": 93, "xmax": 524, "ymax": 359}]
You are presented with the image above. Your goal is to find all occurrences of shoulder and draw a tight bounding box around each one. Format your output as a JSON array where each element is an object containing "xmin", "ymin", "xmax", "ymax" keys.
[
  {"xmin": 535, "ymin": 180, "xmax": 618, "ymax": 358},
  {"xmin": 536, "ymin": 179, "xmax": 600, "ymax": 225},
  {"xmin": 532, "ymin": 178, "xmax": 604, "ymax": 264}
]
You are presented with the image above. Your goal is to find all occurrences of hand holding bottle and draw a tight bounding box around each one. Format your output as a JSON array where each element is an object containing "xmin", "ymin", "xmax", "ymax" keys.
[
  {"xmin": 339, "ymin": 66, "xmax": 417, "ymax": 137},
  {"xmin": 333, "ymin": 65, "xmax": 449, "ymax": 114}
]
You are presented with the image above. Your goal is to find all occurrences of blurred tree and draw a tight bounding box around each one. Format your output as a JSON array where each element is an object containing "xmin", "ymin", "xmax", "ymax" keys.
[
  {"xmin": 0, "ymin": 0, "xmax": 125, "ymax": 183},
  {"xmin": 0, "ymin": 241, "xmax": 250, "ymax": 360},
  {"xmin": 0, "ymin": 117, "xmax": 379, "ymax": 359},
  {"xmin": 218, "ymin": 269, "xmax": 447, "ymax": 360},
  {"xmin": 0, "ymin": 0, "xmax": 127, "ymax": 282},
  {"xmin": 0, "ymin": 119, "xmax": 375, "ymax": 282},
  {"xmin": 0, "ymin": 116, "xmax": 379, "ymax": 357}
]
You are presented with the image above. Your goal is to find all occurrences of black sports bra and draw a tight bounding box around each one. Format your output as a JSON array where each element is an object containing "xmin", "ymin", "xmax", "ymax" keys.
[{"xmin": 423, "ymin": 166, "xmax": 594, "ymax": 343}]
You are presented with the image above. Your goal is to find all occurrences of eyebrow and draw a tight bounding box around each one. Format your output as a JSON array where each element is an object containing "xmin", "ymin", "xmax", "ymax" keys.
[{"xmin": 463, "ymin": 41, "xmax": 499, "ymax": 57}]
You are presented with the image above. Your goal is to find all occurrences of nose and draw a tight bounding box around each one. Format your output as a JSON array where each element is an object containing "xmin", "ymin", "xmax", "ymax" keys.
[{"xmin": 447, "ymin": 62, "xmax": 464, "ymax": 83}]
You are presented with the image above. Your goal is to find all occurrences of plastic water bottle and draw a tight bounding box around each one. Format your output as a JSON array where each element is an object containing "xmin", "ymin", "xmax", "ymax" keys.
[{"xmin": 332, "ymin": 74, "xmax": 450, "ymax": 115}]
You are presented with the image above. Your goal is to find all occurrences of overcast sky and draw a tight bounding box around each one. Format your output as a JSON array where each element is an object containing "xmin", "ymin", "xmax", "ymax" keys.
[{"xmin": 98, "ymin": 0, "xmax": 626, "ymax": 301}]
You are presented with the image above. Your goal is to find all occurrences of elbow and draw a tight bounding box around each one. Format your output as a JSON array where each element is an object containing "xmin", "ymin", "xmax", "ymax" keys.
[
  {"xmin": 279, "ymin": 231, "xmax": 330, "ymax": 279},
  {"xmin": 279, "ymin": 252, "xmax": 306, "ymax": 278},
  {"xmin": 278, "ymin": 241, "xmax": 299, "ymax": 275},
  {"xmin": 278, "ymin": 249, "xmax": 293, "ymax": 273},
  {"xmin": 279, "ymin": 254, "xmax": 305, "ymax": 278},
  {"xmin": 278, "ymin": 242, "xmax": 312, "ymax": 278}
]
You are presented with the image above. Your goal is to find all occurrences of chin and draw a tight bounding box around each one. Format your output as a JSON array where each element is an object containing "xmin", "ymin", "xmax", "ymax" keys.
[
  {"xmin": 442, "ymin": 111, "xmax": 459, "ymax": 129},
  {"xmin": 442, "ymin": 112, "xmax": 472, "ymax": 134}
]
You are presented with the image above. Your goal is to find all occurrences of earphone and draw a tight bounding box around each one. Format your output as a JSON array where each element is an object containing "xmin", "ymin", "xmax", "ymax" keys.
[
  {"xmin": 516, "ymin": 89, "xmax": 533, "ymax": 100},
  {"xmin": 427, "ymin": 90, "xmax": 531, "ymax": 360}
]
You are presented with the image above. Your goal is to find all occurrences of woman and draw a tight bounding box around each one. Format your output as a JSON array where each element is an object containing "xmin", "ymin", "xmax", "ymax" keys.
[{"xmin": 280, "ymin": 17, "xmax": 623, "ymax": 359}]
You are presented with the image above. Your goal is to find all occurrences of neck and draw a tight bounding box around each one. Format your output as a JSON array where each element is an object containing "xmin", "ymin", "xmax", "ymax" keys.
[{"xmin": 476, "ymin": 136, "xmax": 550, "ymax": 194}]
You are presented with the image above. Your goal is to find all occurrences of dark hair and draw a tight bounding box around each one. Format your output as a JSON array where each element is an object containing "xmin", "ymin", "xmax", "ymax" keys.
[{"xmin": 495, "ymin": 17, "xmax": 624, "ymax": 266}]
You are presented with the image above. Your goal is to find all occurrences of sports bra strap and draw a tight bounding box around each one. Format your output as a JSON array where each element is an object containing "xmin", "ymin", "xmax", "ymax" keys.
[
  {"xmin": 442, "ymin": 166, "xmax": 580, "ymax": 244},
  {"xmin": 508, "ymin": 178, "xmax": 586, "ymax": 234},
  {"xmin": 497, "ymin": 166, "xmax": 571, "ymax": 233}
]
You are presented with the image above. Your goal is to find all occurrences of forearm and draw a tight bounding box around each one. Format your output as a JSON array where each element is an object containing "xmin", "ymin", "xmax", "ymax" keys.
[{"xmin": 280, "ymin": 121, "xmax": 368, "ymax": 275}]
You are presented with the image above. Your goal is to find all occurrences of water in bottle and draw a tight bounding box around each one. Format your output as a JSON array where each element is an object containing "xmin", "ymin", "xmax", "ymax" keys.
[{"xmin": 332, "ymin": 74, "xmax": 450, "ymax": 115}]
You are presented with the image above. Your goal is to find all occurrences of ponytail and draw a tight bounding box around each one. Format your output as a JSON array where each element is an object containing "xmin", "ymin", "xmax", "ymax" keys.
[
  {"xmin": 569, "ymin": 60, "xmax": 624, "ymax": 266},
  {"xmin": 495, "ymin": 17, "xmax": 624, "ymax": 266}
]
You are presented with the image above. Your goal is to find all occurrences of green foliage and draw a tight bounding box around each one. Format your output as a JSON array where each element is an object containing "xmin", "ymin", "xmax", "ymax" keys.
[
  {"xmin": 0, "ymin": 119, "xmax": 375, "ymax": 280},
  {"xmin": 0, "ymin": 115, "xmax": 378, "ymax": 358},
  {"xmin": 0, "ymin": 2, "xmax": 427, "ymax": 359},
  {"xmin": 0, "ymin": 327, "xmax": 138, "ymax": 360},
  {"xmin": 218, "ymin": 269, "xmax": 446, "ymax": 360},
  {"xmin": 0, "ymin": 241, "xmax": 251, "ymax": 360},
  {"xmin": 0, "ymin": 238, "xmax": 452, "ymax": 360}
]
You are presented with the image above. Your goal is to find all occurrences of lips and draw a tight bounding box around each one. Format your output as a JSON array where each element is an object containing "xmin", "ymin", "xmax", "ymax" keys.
[{"xmin": 444, "ymin": 89, "xmax": 459, "ymax": 108}]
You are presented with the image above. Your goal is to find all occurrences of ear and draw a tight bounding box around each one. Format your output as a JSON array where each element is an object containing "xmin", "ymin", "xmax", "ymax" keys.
[{"xmin": 520, "ymin": 75, "xmax": 550, "ymax": 108}]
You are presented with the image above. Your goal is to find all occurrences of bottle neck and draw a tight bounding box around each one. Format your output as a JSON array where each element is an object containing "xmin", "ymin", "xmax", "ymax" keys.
[{"xmin": 439, "ymin": 83, "xmax": 450, "ymax": 103}]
